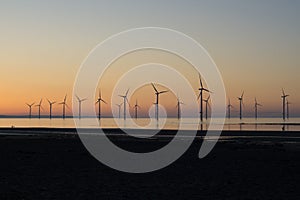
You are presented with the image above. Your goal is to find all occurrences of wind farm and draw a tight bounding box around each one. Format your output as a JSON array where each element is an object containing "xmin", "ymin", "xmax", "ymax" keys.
[{"xmin": 1, "ymin": 1, "xmax": 300, "ymax": 199}]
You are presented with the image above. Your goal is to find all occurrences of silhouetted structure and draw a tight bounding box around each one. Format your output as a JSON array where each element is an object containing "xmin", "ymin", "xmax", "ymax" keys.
[
  {"xmin": 95, "ymin": 90, "xmax": 107, "ymax": 120},
  {"xmin": 197, "ymin": 74, "xmax": 210, "ymax": 122},
  {"xmin": 281, "ymin": 89, "xmax": 289, "ymax": 120},
  {"xmin": 47, "ymin": 99, "xmax": 56, "ymax": 119},
  {"xmin": 203, "ymin": 95, "xmax": 210, "ymax": 120},
  {"xmin": 176, "ymin": 96, "xmax": 184, "ymax": 119},
  {"xmin": 133, "ymin": 99, "xmax": 141, "ymax": 119},
  {"xmin": 254, "ymin": 98, "xmax": 262, "ymax": 119},
  {"xmin": 75, "ymin": 95, "xmax": 87, "ymax": 119},
  {"xmin": 151, "ymin": 83, "xmax": 168, "ymax": 121},
  {"xmin": 26, "ymin": 102, "xmax": 35, "ymax": 119},
  {"xmin": 237, "ymin": 91, "xmax": 244, "ymax": 120},
  {"xmin": 119, "ymin": 89, "xmax": 130, "ymax": 120},
  {"xmin": 227, "ymin": 98, "xmax": 233, "ymax": 119},
  {"xmin": 35, "ymin": 99, "xmax": 43, "ymax": 119},
  {"xmin": 59, "ymin": 95, "xmax": 68, "ymax": 119}
]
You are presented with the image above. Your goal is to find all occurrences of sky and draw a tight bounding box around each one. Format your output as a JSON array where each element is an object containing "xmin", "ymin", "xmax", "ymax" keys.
[{"xmin": 0, "ymin": 0, "xmax": 299, "ymax": 117}]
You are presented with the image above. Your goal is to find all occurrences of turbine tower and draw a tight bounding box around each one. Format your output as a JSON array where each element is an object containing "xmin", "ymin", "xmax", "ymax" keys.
[
  {"xmin": 151, "ymin": 83, "xmax": 168, "ymax": 121},
  {"xmin": 59, "ymin": 95, "xmax": 68, "ymax": 119},
  {"xmin": 75, "ymin": 95, "xmax": 87, "ymax": 119},
  {"xmin": 119, "ymin": 89, "xmax": 130, "ymax": 120},
  {"xmin": 286, "ymin": 99, "xmax": 291, "ymax": 119},
  {"xmin": 176, "ymin": 96, "xmax": 184, "ymax": 119},
  {"xmin": 35, "ymin": 99, "xmax": 43, "ymax": 119},
  {"xmin": 115, "ymin": 103, "xmax": 123, "ymax": 119},
  {"xmin": 47, "ymin": 99, "xmax": 56, "ymax": 119},
  {"xmin": 197, "ymin": 74, "xmax": 210, "ymax": 122},
  {"xmin": 254, "ymin": 98, "xmax": 262, "ymax": 120},
  {"xmin": 95, "ymin": 90, "xmax": 107, "ymax": 120},
  {"xmin": 281, "ymin": 89, "xmax": 289, "ymax": 121},
  {"xmin": 237, "ymin": 91, "xmax": 244, "ymax": 120},
  {"xmin": 26, "ymin": 102, "xmax": 35, "ymax": 119},
  {"xmin": 134, "ymin": 99, "xmax": 141, "ymax": 119},
  {"xmin": 203, "ymin": 95, "xmax": 211, "ymax": 120},
  {"xmin": 227, "ymin": 98, "xmax": 234, "ymax": 119}
]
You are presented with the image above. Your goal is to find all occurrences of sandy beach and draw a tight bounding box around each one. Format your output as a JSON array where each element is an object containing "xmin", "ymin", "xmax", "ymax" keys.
[{"xmin": 0, "ymin": 128, "xmax": 299, "ymax": 199}]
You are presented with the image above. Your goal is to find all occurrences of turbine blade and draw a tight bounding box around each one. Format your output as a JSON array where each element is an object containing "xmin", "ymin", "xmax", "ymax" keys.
[
  {"xmin": 101, "ymin": 99, "xmax": 107, "ymax": 104},
  {"xmin": 151, "ymin": 83, "xmax": 158, "ymax": 93},
  {"xmin": 159, "ymin": 90, "xmax": 168, "ymax": 94}
]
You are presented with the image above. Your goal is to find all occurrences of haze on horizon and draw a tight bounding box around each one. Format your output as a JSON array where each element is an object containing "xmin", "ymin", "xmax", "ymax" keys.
[{"xmin": 0, "ymin": 0, "xmax": 299, "ymax": 117}]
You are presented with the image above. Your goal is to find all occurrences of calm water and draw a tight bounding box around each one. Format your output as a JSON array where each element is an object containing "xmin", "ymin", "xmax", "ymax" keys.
[{"xmin": 1, "ymin": 117, "xmax": 300, "ymax": 131}]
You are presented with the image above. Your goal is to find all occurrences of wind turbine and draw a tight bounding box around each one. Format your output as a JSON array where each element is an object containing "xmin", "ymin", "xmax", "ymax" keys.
[
  {"xmin": 197, "ymin": 74, "xmax": 211, "ymax": 122},
  {"xmin": 227, "ymin": 98, "xmax": 234, "ymax": 119},
  {"xmin": 203, "ymin": 95, "xmax": 211, "ymax": 120},
  {"xmin": 254, "ymin": 98, "xmax": 262, "ymax": 120},
  {"xmin": 281, "ymin": 89, "xmax": 289, "ymax": 121},
  {"xmin": 119, "ymin": 89, "xmax": 130, "ymax": 120},
  {"xmin": 286, "ymin": 99, "xmax": 291, "ymax": 119},
  {"xmin": 75, "ymin": 95, "xmax": 87, "ymax": 119},
  {"xmin": 176, "ymin": 96, "xmax": 184, "ymax": 119},
  {"xmin": 26, "ymin": 102, "xmax": 35, "ymax": 119},
  {"xmin": 151, "ymin": 83, "xmax": 168, "ymax": 120},
  {"xmin": 237, "ymin": 91, "xmax": 244, "ymax": 120},
  {"xmin": 133, "ymin": 99, "xmax": 141, "ymax": 119},
  {"xmin": 115, "ymin": 103, "xmax": 123, "ymax": 119},
  {"xmin": 35, "ymin": 99, "xmax": 43, "ymax": 119},
  {"xmin": 59, "ymin": 95, "xmax": 68, "ymax": 119},
  {"xmin": 95, "ymin": 90, "xmax": 107, "ymax": 120},
  {"xmin": 47, "ymin": 99, "xmax": 56, "ymax": 119}
]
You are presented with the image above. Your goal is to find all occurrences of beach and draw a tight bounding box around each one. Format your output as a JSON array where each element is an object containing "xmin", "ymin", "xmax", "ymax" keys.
[{"xmin": 0, "ymin": 128, "xmax": 299, "ymax": 199}]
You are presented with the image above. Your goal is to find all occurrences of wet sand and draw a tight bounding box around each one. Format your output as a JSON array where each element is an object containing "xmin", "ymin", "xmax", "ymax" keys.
[{"xmin": 0, "ymin": 128, "xmax": 299, "ymax": 199}]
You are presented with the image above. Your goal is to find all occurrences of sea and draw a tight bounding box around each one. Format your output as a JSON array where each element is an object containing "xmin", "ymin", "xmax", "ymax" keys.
[{"xmin": 0, "ymin": 117, "xmax": 300, "ymax": 131}]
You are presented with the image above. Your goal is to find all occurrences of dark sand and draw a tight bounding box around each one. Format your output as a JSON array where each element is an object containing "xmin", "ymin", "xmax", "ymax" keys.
[{"xmin": 0, "ymin": 128, "xmax": 299, "ymax": 199}]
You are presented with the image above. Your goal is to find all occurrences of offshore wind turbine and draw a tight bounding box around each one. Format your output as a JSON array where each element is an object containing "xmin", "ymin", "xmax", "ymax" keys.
[
  {"xmin": 47, "ymin": 99, "xmax": 56, "ymax": 119},
  {"xmin": 151, "ymin": 83, "xmax": 168, "ymax": 121},
  {"xmin": 35, "ymin": 99, "xmax": 43, "ymax": 119},
  {"xmin": 75, "ymin": 95, "xmax": 87, "ymax": 119},
  {"xmin": 133, "ymin": 99, "xmax": 141, "ymax": 119},
  {"xmin": 26, "ymin": 102, "xmax": 35, "ymax": 119},
  {"xmin": 254, "ymin": 98, "xmax": 262, "ymax": 120},
  {"xmin": 197, "ymin": 74, "xmax": 211, "ymax": 122},
  {"xmin": 227, "ymin": 98, "xmax": 234, "ymax": 119},
  {"xmin": 119, "ymin": 89, "xmax": 130, "ymax": 120},
  {"xmin": 286, "ymin": 99, "xmax": 291, "ymax": 119},
  {"xmin": 237, "ymin": 91, "xmax": 244, "ymax": 120},
  {"xmin": 95, "ymin": 90, "xmax": 107, "ymax": 120},
  {"xmin": 281, "ymin": 89, "xmax": 289, "ymax": 121},
  {"xmin": 59, "ymin": 95, "xmax": 68, "ymax": 119},
  {"xmin": 176, "ymin": 96, "xmax": 184, "ymax": 119},
  {"xmin": 203, "ymin": 95, "xmax": 211, "ymax": 120},
  {"xmin": 115, "ymin": 103, "xmax": 123, "ymax": 119}
]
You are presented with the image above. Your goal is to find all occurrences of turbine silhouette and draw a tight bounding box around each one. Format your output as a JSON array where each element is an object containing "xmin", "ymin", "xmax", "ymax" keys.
[
  {"xmin": 197, "ymin": 74, "xmax": 211, "ymax": 122},
  {"xmin": 26, "ymin": 102, "xmax": 35, "ymax": 119},
  {"xmin": 286, "ymin": 99, "xmax": 291, "ymax": 120},
  {"xmin": 95, "ymin": 90, "xmax": 107, "ymax": 120},
  {"xmin": 176, "ymin": 95, "xmax": 184, "ymax": 119},
  {"xmin": 281, "ymin": 89, "xmax": 289, "ymax": 121},
  {"xmin": 75, "ymin": 95, "xmax": 87, "ymax": 119},
  {"xmin": 119, "ymin": 89, "xmax": 130, "ymax": 120},
  {"xmin": 35, "ymin": 99, "xmax": 43, "ymax": 119},
  {"xmin": 237, "ymin": 91, "xmax": 244, "ymax": 120},
  {"xmin": 59, "ymin": 95, "xmax": 68, "ymax": 119},
  {"xmin": 254, "ymin": 98, "xmax": 262, "ymax": 120},
  {"xmin": 133, "ymin": 99, "xmax": 141, "ymax": 119},
  {"xmin": 227, "ymin": 98, "xmax": 234, "ymax": 119},
  {"xmin": 47, "ymin": 99, "xmax": 56, "ymax": 119},
  {"xmin": 151, "ymin": 83, "xmax": 168, "ymax": 121},
  {"xmin": 115, "ymin": 103, "xmax": 123, "ymax": 119},
  {"xmin": 203, "ymin": 95, "xmax": 211, "ymax": 120}
]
